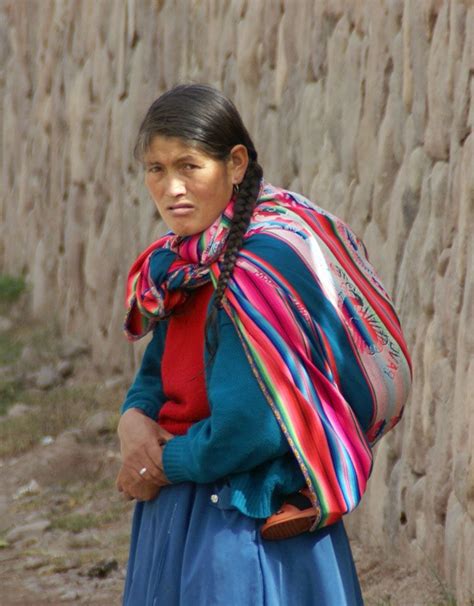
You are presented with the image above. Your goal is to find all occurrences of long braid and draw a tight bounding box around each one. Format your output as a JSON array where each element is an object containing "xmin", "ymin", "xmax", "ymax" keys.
[
  {"xmin": 134, "ymin": 84, "xmax": 264, "ymax": 357},
  {"xmin": 205, "ymin": 160, "xmax": 263, "ymax": 356}
]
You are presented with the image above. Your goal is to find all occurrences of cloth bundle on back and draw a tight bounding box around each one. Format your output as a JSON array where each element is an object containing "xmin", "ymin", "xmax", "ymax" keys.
[{"xmin": 125, "ymin": 181, "xmax": 412, "ymax": 530}]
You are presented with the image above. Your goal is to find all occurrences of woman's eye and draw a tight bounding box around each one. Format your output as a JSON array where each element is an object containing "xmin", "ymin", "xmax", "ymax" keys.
[
  {"xmin": 183, "ymin": 163, "xmax": 199, "ymax": 170},
  {"xmin": 149, "ymin": 166, "xmax": 162, "ymax": 173}
]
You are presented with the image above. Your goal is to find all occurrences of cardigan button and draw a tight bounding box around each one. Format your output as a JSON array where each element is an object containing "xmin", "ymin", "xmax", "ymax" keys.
[{"xmin": 210, "ymin": 494, "xmax": 219, "ymax": 504}]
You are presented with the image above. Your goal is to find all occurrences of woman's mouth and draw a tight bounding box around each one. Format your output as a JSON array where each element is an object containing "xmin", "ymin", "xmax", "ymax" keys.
[{"xmin": 168, "ymin": 204, "xmax": 195, "ymax": 216}]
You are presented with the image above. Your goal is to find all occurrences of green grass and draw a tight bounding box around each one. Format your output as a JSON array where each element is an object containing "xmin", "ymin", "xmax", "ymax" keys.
[
  {"xmin": 27, "ymin": 323, "xmax": 61, "ymax": 355},
  {"xmin": 0, "ymin": 317, "xmax": 62, "ymax": 418},
  {"xmin": 0, "ymin": 274, "xmax": 26, "ymax": 304},
  {"xmin": 0, "ymin": 535, "xmax": 10, "ymax": 549},
  {"xmin": 0, "ymin": 379, "xmax": 25, "ymax": 415},
  {"xmin": 0, "ymin": 332, "xmax": 23, "ymax": 365},
  {"xmin": 413, "ymin": 542, "xmax": 458, "ymax": 606},
  {"xmin": 0, "ymin": 384, "xmax": 118, "ymax": 457},
  {"xmin": 66, "ymin": 477, "xmax": 116, "ymax": 503},
  {"xmin": 0, "ymin": 313, "xmax": 61, "ymax": 372},
  {"xmin": 0, "ymin": 326, "xmax": 25, "ymax": 415},
  {"xmin": 67, "ymin": 534, "xmax": 101, "ymax": 549},
  {"xmin": 51, "ymin": 512, "xmax": 103, "ymax": 534},
  {"xmin": 51, "ymin": 504, "xmax": 127, "ymax": 534}
]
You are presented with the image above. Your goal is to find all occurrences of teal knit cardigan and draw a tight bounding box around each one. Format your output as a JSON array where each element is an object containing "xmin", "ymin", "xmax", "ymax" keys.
[
  {"xmin": 121, "ymin": 232, "xmax": 380, "ymax": 517},
  {"xmin": 119, "ymin": 235, "xmax": 328, "ymax": 518}
]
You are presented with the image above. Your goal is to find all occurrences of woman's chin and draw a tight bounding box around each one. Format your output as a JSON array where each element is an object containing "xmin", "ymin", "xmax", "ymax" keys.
[
  {"xmin": 169, "ymin": 225, "xmax": 200, "ymax": 238},
  {"xmin": 166, "ymin": 217, "xmax": 212, "ymax": 237}
]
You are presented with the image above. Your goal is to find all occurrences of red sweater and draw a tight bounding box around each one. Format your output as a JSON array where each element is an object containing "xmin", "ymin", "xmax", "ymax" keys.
[{"xmin": 158, "ymin": 283, "xmax": 213, "ymax": 435}]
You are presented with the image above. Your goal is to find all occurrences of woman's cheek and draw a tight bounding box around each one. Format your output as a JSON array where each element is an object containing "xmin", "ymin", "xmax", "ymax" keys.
[{"xmin": 147, "ymin": 182, "xmax": 163, "ymax": 206}]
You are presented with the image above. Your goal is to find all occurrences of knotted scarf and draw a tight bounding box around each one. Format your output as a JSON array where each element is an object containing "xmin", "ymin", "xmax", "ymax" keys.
[{"xmin": 125, "ymin": 181, "xmax": 412, "ymax": 528}]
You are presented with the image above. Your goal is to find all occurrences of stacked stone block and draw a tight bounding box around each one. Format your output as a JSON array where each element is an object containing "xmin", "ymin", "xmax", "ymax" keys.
[{"xmin": 0, "ymin": 1, "xmax": 472, "ymax": 601}]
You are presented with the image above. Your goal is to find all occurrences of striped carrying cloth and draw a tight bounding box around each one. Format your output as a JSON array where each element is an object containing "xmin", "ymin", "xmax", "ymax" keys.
[{"xmin": 125, "ymin": 181, "xmax": 412, "ymax": 529}]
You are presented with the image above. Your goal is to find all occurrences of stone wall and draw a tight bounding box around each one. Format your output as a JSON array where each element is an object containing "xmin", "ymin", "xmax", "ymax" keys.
[{"xmin": 1, "ymin": 0, "xmax": 472, "ymax": 601}]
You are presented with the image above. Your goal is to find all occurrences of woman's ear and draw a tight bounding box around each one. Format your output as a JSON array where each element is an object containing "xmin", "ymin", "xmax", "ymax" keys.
[{"xmin": 229, "ymin": 144, "xmax": 249, "ymax": 185}]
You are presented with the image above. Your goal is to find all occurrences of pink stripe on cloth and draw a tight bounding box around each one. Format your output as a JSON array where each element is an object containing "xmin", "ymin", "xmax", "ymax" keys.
[{"xmin": 124, "ymin": 181, "xmax": 412, "ymax": 528}]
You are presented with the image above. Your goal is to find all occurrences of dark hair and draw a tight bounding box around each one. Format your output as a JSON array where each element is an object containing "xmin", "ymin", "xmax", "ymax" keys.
[{"xmin": 135, "ymin": 84, "xmax": 263, "ymax": 354}]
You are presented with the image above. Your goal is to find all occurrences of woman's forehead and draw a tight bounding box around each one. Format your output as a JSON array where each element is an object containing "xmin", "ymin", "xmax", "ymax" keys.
[{"xmin": 144, "ymin": 135, "xmax": 205, "ymax": 162}]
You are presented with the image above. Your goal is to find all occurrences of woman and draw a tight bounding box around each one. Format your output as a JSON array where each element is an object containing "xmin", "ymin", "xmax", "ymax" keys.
[{"xmin": 116, "ymin": 84, "xmax": 412, "ymax": 605}]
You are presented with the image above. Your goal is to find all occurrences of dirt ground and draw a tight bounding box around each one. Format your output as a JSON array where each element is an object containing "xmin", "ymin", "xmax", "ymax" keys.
[
  {"xmin": 0, "ymin": 414, "xmax": 455, "ymax": 606},
  {"xmin": 0, "ymin": 314, "xmax": 459, "ymax": 605}
]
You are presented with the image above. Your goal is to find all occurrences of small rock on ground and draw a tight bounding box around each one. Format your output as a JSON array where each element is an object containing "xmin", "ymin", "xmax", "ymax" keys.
[
  {"xmin": 24, "ymin": 556, "xmax": 49, "ymax": 570},
  {"xmin": 59, "ymin": 589, "xmax": 80, "ymax": 602},
  {"xmin": 13, "ymin": 479, "xmax": 41, "ymax": 499},
  {"xmin": 84, "ymin": 411, "xmax": 115, "ymax": 436},
  {"xmin": 20, "ymin": 345, "xmax": 39, "ymax": 366},
  {"xmin": 35, "ymin": 365, "xmax": 61, "ymax": 389},
  {"xmin": 7, "ymin": 403, "xmax": 32, "ymax": 418},
  {"xmin": 6, "ymin": 519, "xmax": 51, "ymax": 543},
  {"xmin": 87, "ymin": 559, "xmax": 118, "ymax": 579},
  {"xmin": 57, "ymin": 359, "xmax": 74, "ymax": 378},
  {"xmin": 61, "ymin": 338, "xmax": 90, "ymax": 359},
  {"xmin": 0, "ymin": 316, "xmax": 13, "ymax": 332},
  {"xmin": 104, "ymin": 375, "xmax": 125, "ymax": 389}
]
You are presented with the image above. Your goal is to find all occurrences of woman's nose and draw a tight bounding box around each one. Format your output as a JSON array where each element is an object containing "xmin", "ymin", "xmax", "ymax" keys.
[{"xmin": 165, "ymin": 176, "xmax": 186, "ymax": 197}]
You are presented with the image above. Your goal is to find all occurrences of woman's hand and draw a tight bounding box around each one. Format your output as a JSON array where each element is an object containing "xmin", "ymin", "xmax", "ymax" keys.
[
  {"xmin": 116, "ymin": 408, "xmax": 174, "ymax": 501},
  {"xmin": 116, "ymin": 464, "xmax": 163, "ymax": 502}
]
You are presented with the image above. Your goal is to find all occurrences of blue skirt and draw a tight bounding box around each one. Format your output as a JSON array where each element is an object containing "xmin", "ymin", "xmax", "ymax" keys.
[{"xmin": 123, "ymin": 481, "xmax": 364, "ymax": 605}]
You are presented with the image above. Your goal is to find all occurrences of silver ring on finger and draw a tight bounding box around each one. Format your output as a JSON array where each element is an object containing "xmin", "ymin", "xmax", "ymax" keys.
[{"xmin": 139, "ymin": 466, "xmax": 147, "ymax": 477}]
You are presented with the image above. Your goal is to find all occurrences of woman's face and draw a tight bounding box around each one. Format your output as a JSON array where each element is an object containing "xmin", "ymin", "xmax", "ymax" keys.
[{"xmin": 143, "ymin": 136, "xmax": 248, "ymax": 237}]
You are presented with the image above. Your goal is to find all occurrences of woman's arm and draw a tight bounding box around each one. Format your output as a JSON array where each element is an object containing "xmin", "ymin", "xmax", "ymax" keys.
[
  {"xmin": 160, "ymin": 229, "xmax": 380, "ymax": 489},
  {"xmin": 120, "ymin": 321, "xmax": 168, "ymax": 419},
  {"xmin": 117, "ymin": 322, "xmax": 173, "ymax": 499},
  {"xmin": 162, "ymin": 308, "xmax": 292, "ymax": 484}
]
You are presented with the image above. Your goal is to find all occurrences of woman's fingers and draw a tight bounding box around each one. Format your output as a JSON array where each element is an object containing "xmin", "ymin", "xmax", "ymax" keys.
[
  {"xmin": 135, "ymin": 457, "xmax": 166, "ymax": 485},
  {"xmin": 116, "ymin": 463, "xmax": 161, "ymax": 501},
  {"xmin": 135, "ymin": 483, "xmax": 161, "ymax": 502},
  {"xmin": 115, "ymin": 409, "xmax": 173, "ymax": 493},
  {"xmin": 116, "ymin": 473, "xmax": 134, "ymax": 501},
  {"xmin": 143, "ymin": 439, "xmax": 168, "ymax": 481},
  {"xmin": 118, "ymin": 409, "xmax": 168, "ymax": 460},
  {"xmin": 137, "ymin": 463, "xmax": 167, "ymax": 485},
  {"xmin": 119, "ymin": 441, "xmax": 167, "ymax": 485}
]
